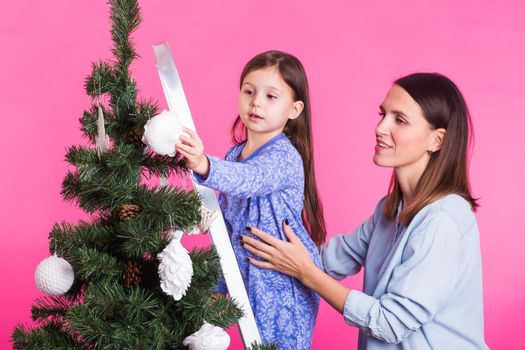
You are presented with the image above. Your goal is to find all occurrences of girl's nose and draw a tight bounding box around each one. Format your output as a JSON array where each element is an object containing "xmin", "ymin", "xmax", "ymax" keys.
[{"xmin": 250, "ymin": 93, "xmax": 262, "ymax": 108}]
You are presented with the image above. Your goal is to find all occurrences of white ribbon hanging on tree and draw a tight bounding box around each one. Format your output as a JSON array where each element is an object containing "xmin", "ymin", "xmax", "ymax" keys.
[{"xmin": 95, "ymin": 105, "xmax": 110, "ymax": 155}]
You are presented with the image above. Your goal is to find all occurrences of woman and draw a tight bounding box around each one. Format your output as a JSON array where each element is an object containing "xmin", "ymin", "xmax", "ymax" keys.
[{"xmin": 240, "ymin": 73, "xmax": 488, "ymax": 349}]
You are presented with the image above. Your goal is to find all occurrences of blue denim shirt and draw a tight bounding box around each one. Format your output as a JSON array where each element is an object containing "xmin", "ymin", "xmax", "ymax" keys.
[
  {"xmin": 194, "ymin": 133, "xmax": 320, "ymax": 349},
  {"xmin": 322, "ymin": 194, "xmax": 488, "ymax": 349}
]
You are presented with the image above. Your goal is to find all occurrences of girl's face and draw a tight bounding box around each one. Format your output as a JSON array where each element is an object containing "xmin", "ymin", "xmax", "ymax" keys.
[
  {"xmin": 238, "ymin": 66, "xmax": 303, "ymax": 140},
  {"xmin": 374, "ymin": 85, "xmax": 443, "ymax": 178}
]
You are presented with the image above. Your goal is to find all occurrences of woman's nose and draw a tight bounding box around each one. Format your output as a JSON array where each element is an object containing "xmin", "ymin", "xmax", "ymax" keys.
[{"xmin": 375, "ymin": 117, "xmax": 390, "ymax": 136}]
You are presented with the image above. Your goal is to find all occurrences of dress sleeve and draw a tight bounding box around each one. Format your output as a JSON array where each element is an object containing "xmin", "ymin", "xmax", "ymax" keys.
[
  {"xmin": 342, "ymin": 211, "xmax": 461, "ymax": 344},
  {"xmin": 193, "ymin": 148, "xmax": 302, "ymax": 197}
]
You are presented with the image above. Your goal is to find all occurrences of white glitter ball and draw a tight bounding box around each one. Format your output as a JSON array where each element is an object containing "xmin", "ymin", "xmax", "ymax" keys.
[{"xmin": 34, "ymin": 255, "xmax": 74, "ymax": 296}]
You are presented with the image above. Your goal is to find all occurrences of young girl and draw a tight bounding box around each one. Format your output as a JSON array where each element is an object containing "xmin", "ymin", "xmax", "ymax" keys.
[
  {"xmin": 242, "ymin": 73, "xmax": 489, "ymax": 349},
  {"xmin": 176, "ymin": 50, "xmax": 326, "ymax": 349}
]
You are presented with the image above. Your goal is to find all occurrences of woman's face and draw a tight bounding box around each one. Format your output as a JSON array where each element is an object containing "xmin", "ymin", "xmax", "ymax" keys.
[{"xmin": 373, "ymin": 85, "xmax": 438, "ymax": 178}]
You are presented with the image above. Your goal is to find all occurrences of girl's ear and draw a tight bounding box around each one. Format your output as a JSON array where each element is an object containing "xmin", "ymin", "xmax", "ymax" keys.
[
  {"xmin": 430, "ymin": 128, "xmax": 446, "ymax": 152},
  {"xmin": 288, "ymin": 100, "xmax": 304, "ymax": 120}
]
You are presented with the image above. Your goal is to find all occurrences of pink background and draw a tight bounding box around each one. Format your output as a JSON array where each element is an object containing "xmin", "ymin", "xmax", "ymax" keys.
[{"xmin": 1, "ymin": 1, "xmax": 524, "ymax": 349}]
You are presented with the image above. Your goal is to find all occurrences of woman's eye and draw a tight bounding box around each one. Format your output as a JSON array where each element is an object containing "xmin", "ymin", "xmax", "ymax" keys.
[{"xmin": 395, "ymin": 115, "xmax": 406, "ymax": 124}]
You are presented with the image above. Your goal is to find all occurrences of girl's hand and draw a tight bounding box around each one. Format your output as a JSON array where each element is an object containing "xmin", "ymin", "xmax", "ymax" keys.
[
  {"xmin": 241, "ymin": 221, "xmax": 318, "ymax": 286},
  {"xmin": 175, "ymin": 127, "xmax": 210, "ymax": 176}
]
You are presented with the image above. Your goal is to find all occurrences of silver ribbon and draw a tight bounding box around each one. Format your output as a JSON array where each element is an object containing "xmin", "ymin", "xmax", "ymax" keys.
[{"xmin": 153, "ymin": 42, "xmax": 261, "ymax": 347}]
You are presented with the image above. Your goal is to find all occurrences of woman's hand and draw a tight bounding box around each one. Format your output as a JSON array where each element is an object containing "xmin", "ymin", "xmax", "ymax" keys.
[
  {"xmin": 243, "ymin": 221, "xmax": 351, "ymax": 313},
  {"xmin": 175, "ymin": 127, "xmax": 209, "ymax": 176},
  {"xmin": 241, "ymin": 220, "xmax": 318, "ymax": 286}
]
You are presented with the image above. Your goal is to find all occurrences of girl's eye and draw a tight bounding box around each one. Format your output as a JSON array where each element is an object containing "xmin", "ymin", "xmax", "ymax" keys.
[
  {"xmin": 378, "ymin": 112, "xmax": 386, "ymax": 118},
  {"xmin": 243, "ymin": 89, "xmax": 254, "ymax": 95},
  {"xmin": 267, "ymin": 94, "xmax": 277, "ymax": 99}
]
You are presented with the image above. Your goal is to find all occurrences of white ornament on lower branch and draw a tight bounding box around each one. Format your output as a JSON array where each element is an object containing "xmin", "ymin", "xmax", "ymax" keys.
[
  {"xmin": 183, "ymin": 321, "xmax": 230, "ymax": 350},
  {"xmin": 157, "ymin": 230, "xmax": 193, "ymax": 300},
  {"xmin": 186, "ymin": 205, "xmax": 219, "ymax": 235},
  {"xmin": 34, "ymin": 254, "xmax": 75, "ymax": 296}
]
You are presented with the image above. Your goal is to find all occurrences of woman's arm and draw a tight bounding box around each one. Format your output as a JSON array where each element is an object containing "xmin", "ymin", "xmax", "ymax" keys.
[
  {"xmin": 243, "ymin": 201, "xmax": 380, "ymax": 284},
  {"xmin": 243, "ymin": 210, "xmax": 463, "ymax": 344}
]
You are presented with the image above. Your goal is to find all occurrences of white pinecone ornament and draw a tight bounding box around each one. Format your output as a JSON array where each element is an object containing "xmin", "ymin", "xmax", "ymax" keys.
[
  {"xmin": 34, "ymin": 254, "xmax": 74, "ymax": 296},
  {"xmin": 182, "ymin": 321, "xmax": 230, "ymax": 350},
  {"xmin": 158, "ymin": 230, "xmax": 193, "ymax": 300}
]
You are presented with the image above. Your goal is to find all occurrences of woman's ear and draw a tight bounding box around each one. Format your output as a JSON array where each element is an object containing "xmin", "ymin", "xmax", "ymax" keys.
[
  {"xmin": 430, "ymin": 128, "xmax": 447, "ymax": 152},
  {"xmin": 288, "ymin": 100, "xmax": 304, "ymax": 120}
]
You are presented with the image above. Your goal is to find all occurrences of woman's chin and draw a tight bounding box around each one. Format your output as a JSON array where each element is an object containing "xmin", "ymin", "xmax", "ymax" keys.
[{"xmin": 373, "ymin": 155, "xmax": 391, "ymax": 167}]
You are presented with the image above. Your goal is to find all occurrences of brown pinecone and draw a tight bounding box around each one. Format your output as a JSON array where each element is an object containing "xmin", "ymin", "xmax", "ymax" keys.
[
  {"xmin": 119, "ymin": 204, "xmax": 142, "ymax": 221},
  {"xmin": 129, "ymin": 127, "xmax": 144, "ymax": 148},
  {"xmin": 123, "ymin": 260, "xmax": 142, "ymax": 287}
]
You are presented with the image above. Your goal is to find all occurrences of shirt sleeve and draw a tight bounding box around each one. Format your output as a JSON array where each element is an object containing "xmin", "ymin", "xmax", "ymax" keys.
[
  {"xmin": 321, "ymin": 199, "xmax": 384, "ymax": 279},
  {"xmin": 342, "ymin": 211, "xmax": 461, "ymax": 344},
  {"xmin": 321, "ymin": 214, "xmax": 376, "ymax": 279},
  {"xmin": 193, "ymin": 148, "xmax": 302, "ymax": 197}
]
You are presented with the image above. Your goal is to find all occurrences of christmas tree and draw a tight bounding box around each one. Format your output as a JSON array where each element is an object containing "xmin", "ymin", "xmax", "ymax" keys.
[{"xmin": 11, "ymin": 0, "xmax": 243, "ymax": 348}]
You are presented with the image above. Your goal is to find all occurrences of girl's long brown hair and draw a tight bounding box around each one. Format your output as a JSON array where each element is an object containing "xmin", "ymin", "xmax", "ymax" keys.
[
  {"xmin": 383, "ymin": 73, "xmax": 479, "ymax": 224},
  {"xmin": 231, "ymin": 50, "xmax": 327, "ymax": 246}
]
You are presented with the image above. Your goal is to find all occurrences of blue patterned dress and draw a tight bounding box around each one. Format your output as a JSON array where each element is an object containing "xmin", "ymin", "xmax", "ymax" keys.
[{"xmin": 193, "ymin": 133, "xmax": 320, "ymax": 349}]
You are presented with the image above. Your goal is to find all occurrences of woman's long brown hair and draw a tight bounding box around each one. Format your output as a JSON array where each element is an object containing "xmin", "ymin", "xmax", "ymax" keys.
[
  {"xmin": 383, "ymin": 73, "xmax": 479, "ymax": 224},
  {"xmin": 231, "ymin": 50, "xmax": 327, "ymax": 247}
]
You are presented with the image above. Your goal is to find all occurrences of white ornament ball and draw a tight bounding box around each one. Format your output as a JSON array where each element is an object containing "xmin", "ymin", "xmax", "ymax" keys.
[
  {"xmin": 158, "ymin": 234, "xmax": 193, "ymax": 300},
  {"xmin": 34, "ymin": 255, "xmax": 74, "ymax": 296},
  {"xmin": 142, "ymin": 109, "xmax": 184, "ymax": 156},
  {"xmin": 182, "ymin": 321, "xmax": 231, "ymax": 350}
]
